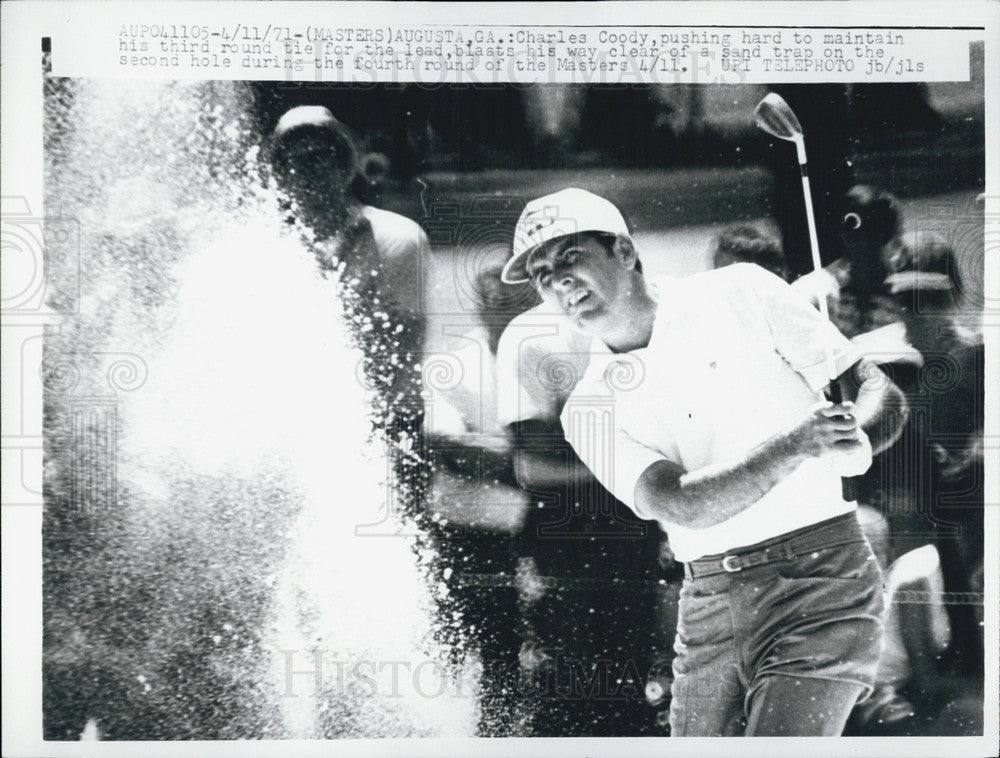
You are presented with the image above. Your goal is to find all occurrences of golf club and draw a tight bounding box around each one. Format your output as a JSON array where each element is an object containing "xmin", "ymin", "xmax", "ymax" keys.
[{"xmin": 755, "ymin": 92, "xmax": 860, "ymax": 500}]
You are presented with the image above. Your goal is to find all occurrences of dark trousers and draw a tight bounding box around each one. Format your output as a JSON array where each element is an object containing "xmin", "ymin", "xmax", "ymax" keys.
[{"xmin": 670, "ymin": 513, "xmax": 885, "ymax": 736}]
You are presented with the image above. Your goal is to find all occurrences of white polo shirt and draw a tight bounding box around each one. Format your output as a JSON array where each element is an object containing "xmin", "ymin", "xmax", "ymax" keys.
[
  {"xmin": 561, "ymin": 263, "xmax": 862, "ymax": 562},
  {"xmin": 360, "ymin": 204, "xmax": 429, "ymax": 320}
]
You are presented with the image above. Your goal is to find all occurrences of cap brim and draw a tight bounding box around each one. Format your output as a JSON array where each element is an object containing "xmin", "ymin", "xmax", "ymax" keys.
[
  {"xmin": 500, "ymin": 249, "xmax": 532, "ymax": 284},
  {"xmin": 884, "ymin": 271, "xmax": 953, "ymax": 294}
]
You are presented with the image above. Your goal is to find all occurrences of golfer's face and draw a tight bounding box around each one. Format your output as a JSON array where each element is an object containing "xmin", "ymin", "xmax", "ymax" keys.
[{"xmin": 527, "ymin": 235, "xmax": 630, "ymax": 333}]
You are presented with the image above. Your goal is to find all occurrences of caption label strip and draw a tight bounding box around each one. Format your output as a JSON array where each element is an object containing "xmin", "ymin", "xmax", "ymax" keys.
[{"xmin": 60, "ymin": 24, "xmax": 974, "ymax": 82}]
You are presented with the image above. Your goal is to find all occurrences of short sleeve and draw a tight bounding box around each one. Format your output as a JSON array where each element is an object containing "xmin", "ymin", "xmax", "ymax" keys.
[
  {"xmin": 363, "ymin": 204, "xmax": 427, "ymax": 260},
  {"xmin": 495, "ymin": 313, "xmax": 593, "ymax": 427},
  {"xmin": 361, "ymin": 206, "xmax": 429, "ymax": 318},
  {"xmin": 560, "ymin": 380, "xmax": 673, "ymax": 517},
  {"xmin": 744, "ymin": 264, "xmax": 861, "ymax": 392},
  {"xmin": 496, "ymin": 325, "xmax": 547, "ymax": 426}
]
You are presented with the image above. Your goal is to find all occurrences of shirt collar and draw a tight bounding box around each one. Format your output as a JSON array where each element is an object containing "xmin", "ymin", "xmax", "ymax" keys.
[
  {"xmin": 592, "ymin": 274, "xmax": 679, "ymax": 355},
  {"xmin": 583, "ymin": 276, "xmax": 677, "ymax": 384}
]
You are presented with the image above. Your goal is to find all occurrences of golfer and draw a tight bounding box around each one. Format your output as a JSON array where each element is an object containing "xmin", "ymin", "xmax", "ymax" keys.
[{"xmin": 502, "ymin": 188, "xmax": 907, "ymax": 736}]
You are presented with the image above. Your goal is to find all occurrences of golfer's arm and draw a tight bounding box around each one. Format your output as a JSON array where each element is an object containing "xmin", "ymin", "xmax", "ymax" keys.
[
  {"xmin": 836, "ymin": 359, "xmax": 908, "ymax": 455},
  {"xmin": 634, "ymin": 430, "xmax": 811, "ymax": 529}
]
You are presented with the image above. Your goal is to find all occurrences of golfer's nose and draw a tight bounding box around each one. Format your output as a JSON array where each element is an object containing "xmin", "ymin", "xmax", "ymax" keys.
[
  {"xmin": 551, "ymin": 265, "xmax": 576, "ymax": 291},
  {"xmin": 552, "ymin": 275, "xmax": 575, "ymax": 294}
]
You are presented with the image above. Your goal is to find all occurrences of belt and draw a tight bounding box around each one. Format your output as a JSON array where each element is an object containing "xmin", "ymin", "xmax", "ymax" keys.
[{"xmin": 683, "ymin": 513, "xmax": 862, "ymax": 580}]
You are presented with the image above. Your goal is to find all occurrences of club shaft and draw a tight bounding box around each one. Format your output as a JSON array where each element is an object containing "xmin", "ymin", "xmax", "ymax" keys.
[
  {"xmin": 797, "ymin": 147, "xmax": 860, "ymax": 503},
  {"xmin": 762, "ymin": 111, "xmax": 859, "ymax": 502},
  {"xmin": 795, "ymin": 144, "xmax": 839, "ymax": 383}
]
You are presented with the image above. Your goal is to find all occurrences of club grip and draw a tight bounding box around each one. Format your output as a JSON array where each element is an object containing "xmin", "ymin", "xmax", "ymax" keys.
[{"xmin": 825, "ymin": 381, "xmax": 861, "ymax": 503}]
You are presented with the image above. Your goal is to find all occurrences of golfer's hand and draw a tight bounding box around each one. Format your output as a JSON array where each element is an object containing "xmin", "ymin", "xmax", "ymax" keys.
[
  {"xmin": 793, "ymin": 401, "xmax": 865, "ymax": 460},
  {"xmin": 829, "ymin": 428, "xmax": 873, "ymax": 476}
]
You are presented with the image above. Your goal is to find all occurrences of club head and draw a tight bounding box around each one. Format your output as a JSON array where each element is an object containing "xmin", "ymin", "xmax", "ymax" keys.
[{"xmin": 754, "ymin": 92, "xmax": 804, "ymax": 141}]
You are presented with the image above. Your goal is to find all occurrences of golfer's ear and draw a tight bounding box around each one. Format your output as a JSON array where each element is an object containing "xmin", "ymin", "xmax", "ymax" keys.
[{"xmin": 614, "ymin": 235, "xmax": 638, "ymax": 269}]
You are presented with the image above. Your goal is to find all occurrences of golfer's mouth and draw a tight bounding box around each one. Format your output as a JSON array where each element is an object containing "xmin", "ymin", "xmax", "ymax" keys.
[{"xmin": 565, "ymin": 290, "xmax": 590, "ymax": 310}]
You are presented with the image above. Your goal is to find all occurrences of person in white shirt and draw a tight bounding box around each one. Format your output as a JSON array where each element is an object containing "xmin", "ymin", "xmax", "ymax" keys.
[
  {"xmin": 496, "ymin": 201, "xmax": 668, "ymax": 736},
  {"xmin": 504, "ymin": 187, "xmax": 907, "ymax": 736},
  {"xmin": 270, "ymin": 105, "xmax": 430, "ymax": 513},
  {"xmin": 270, "ymin": 106, "xmax": 428, "ymax": 405}
]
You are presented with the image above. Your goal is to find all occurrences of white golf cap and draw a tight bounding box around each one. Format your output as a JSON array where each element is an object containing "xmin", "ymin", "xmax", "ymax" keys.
[
  {"xmin": 501, "ymin": 188, "xmax": 629, "ymax": 284},
  {"xmin": 884, "ymin": 230, "xmax": 957, "ymax": 295}
]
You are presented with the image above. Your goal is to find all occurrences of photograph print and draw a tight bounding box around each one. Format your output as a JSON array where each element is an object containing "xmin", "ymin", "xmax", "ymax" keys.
[{"xmin": 36, "ymin": 32, "xmax": 988, "ymax": 744}]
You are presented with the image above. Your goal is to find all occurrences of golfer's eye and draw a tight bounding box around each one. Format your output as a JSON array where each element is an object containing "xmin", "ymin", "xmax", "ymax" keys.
[
  {"xmin": 843, "ymin": 212, "xmax": 862, "ymax": 230},
  {"xmin": 531, "ymin": 267, "xmax": 552, "ymax": 287}
]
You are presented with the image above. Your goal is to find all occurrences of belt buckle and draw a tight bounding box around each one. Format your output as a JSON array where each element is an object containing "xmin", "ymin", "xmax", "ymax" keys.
[{"xmin": 721, "ymin": 555, "xmax": 742, "ymax": 572}]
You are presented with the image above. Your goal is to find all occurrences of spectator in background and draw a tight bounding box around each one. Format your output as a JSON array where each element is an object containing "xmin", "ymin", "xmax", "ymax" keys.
[
  {"xmin": 884, "ymin": 231, "xmax": 984, "ymax": 682},
  {"xmin": 852, "ymin": 547, "xmax": 954, "ymax": 735},
  {"xmin": 791, "ymin": 184, "xmax": 905, "ymax": 339},
  {"xmin": 849, "ymin": 508, "xmax": 960, "ymax": 736},
  {"xmin": 270, "ymin": 105, "xmax": 428, "ymax": 355},
  {"xmin": 422, "ymin": 263, "xmax": 540, "ymax": 736},
  {"xmin": 427, "ymin": 264, "xmax": 541, "ymax": 436},
  {"xmin": 270, "ymin": 105, "xmax": 429, "ymax": 441},
  {"xmin": 269, "ymin": 106, "xmax": 436, "ymax": 626},
  {"xmin": 712, "ymin": 225, "xmax": 789, "ymax": 280},
  {"xmin": 496, "ymin": 191, "xmax": 668, "ymax": 736},
  {"xmin": 424, "ymin": 262, "xmax": 540, "ymax": 529}
]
